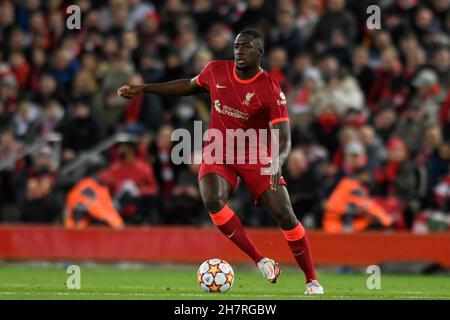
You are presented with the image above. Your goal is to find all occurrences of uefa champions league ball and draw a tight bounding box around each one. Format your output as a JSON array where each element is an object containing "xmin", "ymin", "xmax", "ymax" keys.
[{"xmin": 197, "ymin": 258, "xmax": 235, "ymax": 293}]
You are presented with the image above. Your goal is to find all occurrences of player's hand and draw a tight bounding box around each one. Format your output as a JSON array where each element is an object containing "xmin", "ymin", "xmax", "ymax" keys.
[
  {"xmin": 117, "ymin": 85, "xmax": 143, "ymax": 99},
  {"xmin": 270, "ymin": 167, "xmax": 282, "ymax": 191}
]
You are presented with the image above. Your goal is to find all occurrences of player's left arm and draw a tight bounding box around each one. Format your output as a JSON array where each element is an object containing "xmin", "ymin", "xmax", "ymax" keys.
[
  {"xmin": 266, "ymin": 81, "xmax": 291, "ymax": 191},
  {"xmin": 270, "ymin": 120, "xmax": 291, "ymax": 191}
]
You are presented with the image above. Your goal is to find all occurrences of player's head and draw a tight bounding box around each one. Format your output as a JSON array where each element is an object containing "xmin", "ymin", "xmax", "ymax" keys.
[{"xmin": 234, "ymin": 29, "xmax": 264, "ymax": 70}]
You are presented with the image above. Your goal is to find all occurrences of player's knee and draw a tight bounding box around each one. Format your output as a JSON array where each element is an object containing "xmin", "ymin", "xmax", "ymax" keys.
[
  {"xmin": 279, "ymin": 214, "xmax": 298, "ymax": 230},
  {"xmin": 272, "ymin": 206, "xmax": 297, "ymax": 229},
  {"xmin": 203, "ymin": 195, "xmax": 227, "ymax": 213}
]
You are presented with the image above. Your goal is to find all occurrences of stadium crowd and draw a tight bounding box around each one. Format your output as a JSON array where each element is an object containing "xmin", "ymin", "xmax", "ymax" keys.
[{"xmin": 0, "ymin": 0, "xmax": 449, "ymax": 232}]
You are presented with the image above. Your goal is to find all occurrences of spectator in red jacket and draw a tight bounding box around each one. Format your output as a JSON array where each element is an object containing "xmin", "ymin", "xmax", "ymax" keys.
[
  {"xmin": 98, "ymin": 138, "xmax": 160, "ymax": 224},
  {"xmin": 375, "ymin": 137, "xmax": 419, "ymax": 227}
]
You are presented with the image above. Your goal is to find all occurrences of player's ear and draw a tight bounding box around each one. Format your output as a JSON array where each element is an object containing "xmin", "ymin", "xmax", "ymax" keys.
[{"xmin": 259, "ymin": 47, "xmax": 264, "ymax": 57}]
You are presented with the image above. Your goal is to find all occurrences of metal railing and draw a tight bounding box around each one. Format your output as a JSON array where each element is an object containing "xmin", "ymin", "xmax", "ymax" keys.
[
  {"xmin": 0, "ymin": 132, "xmax": 135, "ymax": 180},
  {"xmin": 58, "ymin": 132, "xmax": 134, "ymax": 179},
  {"xmin": 0, "ymin": 132, "xmax": 62, "ymax": 171}
]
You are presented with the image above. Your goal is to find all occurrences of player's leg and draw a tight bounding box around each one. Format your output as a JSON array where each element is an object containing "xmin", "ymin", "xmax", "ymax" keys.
[
  {"xmin": 259, "ymin": 186, "xmax": 323, "ymax": 294},
  {"xmin": 199, "ymin": 173, "xmax": 264, "ymax": 264}
]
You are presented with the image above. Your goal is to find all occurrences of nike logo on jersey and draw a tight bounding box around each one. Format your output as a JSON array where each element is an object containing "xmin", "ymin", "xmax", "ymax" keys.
[{"xmin": 216, "ymin": 83, "xmax": 227, "ymax": 88}]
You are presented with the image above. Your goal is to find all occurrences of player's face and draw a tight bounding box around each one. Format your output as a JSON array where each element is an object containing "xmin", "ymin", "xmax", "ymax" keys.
[{"xmin": 233, "ymin": 34, "xmax": 261, "ymax": 69}]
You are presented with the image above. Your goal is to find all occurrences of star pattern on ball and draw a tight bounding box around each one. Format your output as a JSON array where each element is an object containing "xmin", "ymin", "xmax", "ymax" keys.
[
  {"xmin": 197, "ymin": 273, "xmax": 202, "ymax": 283},
  {"xmin": 208, "ymin": 264, "xmax": 220, "ymax": 277},
  {"xmin": 226, "ymin": 273, "xmax": 234, "ymax": 284},
  {"xmin": 208, "ymin": 283, "xmax": 220, "ymax": 292}
]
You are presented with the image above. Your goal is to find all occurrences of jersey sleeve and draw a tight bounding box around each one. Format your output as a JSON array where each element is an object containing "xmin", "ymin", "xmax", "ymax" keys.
[
  {"xmin": 265, "ymin": 80, "xmax": 289, "ymax": 125},
  {"xmin": 193, "ymin": 61, "xmax": 214, "ymax": 90}
]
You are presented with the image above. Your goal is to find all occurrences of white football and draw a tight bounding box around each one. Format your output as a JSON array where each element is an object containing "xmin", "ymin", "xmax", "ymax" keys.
[{"xmin": 197, "ymin": 258, "xmax": 235, "ymax": 293}]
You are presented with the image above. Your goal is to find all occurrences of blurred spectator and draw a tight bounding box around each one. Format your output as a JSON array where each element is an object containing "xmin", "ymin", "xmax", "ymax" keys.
[
  {"xmin": 416, "ymin": 126, "xmax": 449, "ymax": 196},
  {"xmin": 51, "ymin": 47, "xmax": 79, "ymax": 90},
  {"xmin": 128, "ymin": 0, "xmax": 156, "ymax": 30},
  {"xmin": 191, "ymin": 0, "xmax": 221, "ymax": 33},
  {"xmin": 296, "ymin": 0, "xmax": 320, "ymax": 40},
  {"xmin": 65, "ymin": 177, "xmax": 125, "ymax": 229},
  {"xmin": 358, "ymin": 125, "xmax": 387, "ymax": 179},
  {"xmin": 0, "ymin": 125, "xmax": 23, "ymax": 219},
  {"xmin": 177, "ymin": 28, "xmax": 201, "ymax": 65},
  {"xmin": 374, "ymin": 105, "xmax": 398, "ymax": 144},
  {"xmin": 368, "ymin": 30, "xmax": 394, "ymax": 68},
  {"xmin": 0, "ymin": 126, "xmax": 20, "ymax": 164},
  {"xmin": 9, "ymin": 51, "xmax": 30, "ymax": 90},
  {"xmin": 410, "ymin": 68, "xmax": 446, "ymax": 125},
  {"xmin": 12, "ymin": 100, "xmax": 42, "ymax": 143},
  {"xmin": 375, "ymin": 137, "xmax": 419, "ymax": 227},
  {"xmin": 289, "ymin": 52, "xmax": 313, "ymax": 86},
  {"xmin": 394, "ymin": 103, "xmax": 428, "ymax": 156},
  {"xmin": 40, "ymin": 99, "xmax": 64, "ymax": 134},
  {"xmin": 164, "ymin": 152, "xmax": 204, "ymax": 224},
  {"xmin": 413, "ymin": 6, "xmax": 441, "ymax": 47},
  {"xmin": 59, "ymin": 102, "xmax": 102, "ymax": 162},
  {"xmin": 441, "ymin": 90, "xmax": 450, "ymax": 140},
  {"xmin": 435, "ymin": 172, "xmax": 450, "ymax": 213},
  {"xmin": 34, "ymin": 73, "xmax": 64, "ymax": 106},
  {"xmin": 329, "ymin": 127, "xmax": 359, "ymax": 175},
  {"xmin": 288, "ymin": 66, "xmax": 323, "ymax": 130},
  {"xmin": 310, "ymin": 102, "xmax": 341, "ymax": 157},
  {"xmin": 268, "ymin": 5, "xmax": 303, "ymax": 60},
  {"xmin": 123, "ymin": 73, "xmax": 163, "ymax": 133},
  {"xmin": 311, "ymin": 0, "xmax": 356, "ymax": 54},
  {"xmin": 102, "ymin": 52, "xmax": 134, "ymax": 94},
  {"xmin": 0, "ymin": 73, "xmax": 19, "ymax": 113},
  {"xmin": 207, "ymin": 23, "xmax": 234, "ymax": 60},
  {"xmin": 0, "ymin": 101, "xmax": 11, "ymax": 131},
  {"xmin": 71, "ymin": 70, "xmax": 99, "ymax": 102},
  {"xmin": 369, "ymin": 47, "xmax": 406, "ymax": 111},
  {"xmin": 351, "ymin": 46, "xmax": 375, "ymax": 97},
  {"xmin": 431, "ymin": 47, "xmax": 450, "ymax": 90},
  {"xmin": 151, "ymin": 124, "xmax": 177, "ymax": 200},
  {"xmin": 323, "ymin": 140, "xmax": 393, "ymax": 233},
  {"xmin": 342, "ymin": 108, "xmax": 367, "ymax": 129},
  {"xmin": 16, "ymin": 145, "xmax": 63, "ymax": 223},
  {"xmin": 28, "ymin": 47, "xmax": 48, "ymax": 95},
  {"xmin": 233, "ymin": 0, "xmax": 272, "ymax": 33},
  {"xmin": 285, "ymin": 148, "xmax": 324, "ymax": 227},
  {"xmin": 267, "ymin": 47, "xmax": 290, "ymax": 91},
  {"xmin": 98, "ymin": 138, "xmax": 160, "ymax": 224}
]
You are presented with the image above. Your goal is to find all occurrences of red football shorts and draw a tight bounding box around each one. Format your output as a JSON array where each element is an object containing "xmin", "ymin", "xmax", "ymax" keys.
[{"xmin": 198, "ymin": 162, "xmax": 287, "ymax": 204}]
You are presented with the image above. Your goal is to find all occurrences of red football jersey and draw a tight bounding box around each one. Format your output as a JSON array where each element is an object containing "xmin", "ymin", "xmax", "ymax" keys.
[{"xmin": 195, "ymin": 60, "xmax": 289, "ymax": 164}]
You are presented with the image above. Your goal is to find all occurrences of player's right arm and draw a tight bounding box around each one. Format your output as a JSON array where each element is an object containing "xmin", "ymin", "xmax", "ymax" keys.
[{"xmin": 117, "ymin": 78, "xmax": 207, "ymax": 99}]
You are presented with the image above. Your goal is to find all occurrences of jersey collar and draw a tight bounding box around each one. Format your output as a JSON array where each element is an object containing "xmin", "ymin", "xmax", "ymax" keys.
[{"xmin": 232, "ymin": 62, "xmax": 263, "ymax": 84}]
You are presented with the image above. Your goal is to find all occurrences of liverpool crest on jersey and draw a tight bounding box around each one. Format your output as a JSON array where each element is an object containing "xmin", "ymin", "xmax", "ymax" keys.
[{"xmin": 242, "ymin": 92, "xmax": 255, "ymax": 106}]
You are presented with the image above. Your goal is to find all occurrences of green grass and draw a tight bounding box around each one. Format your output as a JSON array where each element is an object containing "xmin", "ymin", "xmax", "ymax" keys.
[{"xmin": 0, "ymin": 264, "xmax": 449, "ymax": 300}]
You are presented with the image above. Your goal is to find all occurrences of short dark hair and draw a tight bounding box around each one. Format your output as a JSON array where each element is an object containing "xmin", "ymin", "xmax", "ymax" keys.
[{"xmin": 238, "ymin": 28, "xmax": 264, "ymax": 44}]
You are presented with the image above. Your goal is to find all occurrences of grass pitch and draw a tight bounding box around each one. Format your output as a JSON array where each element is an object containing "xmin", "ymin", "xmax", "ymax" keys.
[{"xmin": 0, "ymin": 264, "xmax": 448, "ymax": 300}]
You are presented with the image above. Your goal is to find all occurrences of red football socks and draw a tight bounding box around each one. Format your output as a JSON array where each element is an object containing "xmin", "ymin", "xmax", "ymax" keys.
[
  {"xmin": 283, "ymin": 222, "xmax": 317, "ymax": 283},
  {"xmin": 209, "ymin": 205, "xmax": 264, "ymax": 264}
]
